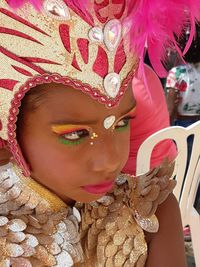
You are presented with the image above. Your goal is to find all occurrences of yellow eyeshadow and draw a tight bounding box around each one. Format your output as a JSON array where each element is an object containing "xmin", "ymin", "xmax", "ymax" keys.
[
  {"xmin": 128, "ymin": 106, "xmax": 136, "ymax": 115},
  {"xmin": 51, "ymin": 124, "xmax": 89, "ymax": 134}
]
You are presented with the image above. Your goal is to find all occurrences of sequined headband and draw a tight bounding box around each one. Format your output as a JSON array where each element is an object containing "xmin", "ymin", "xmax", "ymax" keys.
[{"xmin": 0, "ymin": 0, "xmax": 137, "ymax": 175}]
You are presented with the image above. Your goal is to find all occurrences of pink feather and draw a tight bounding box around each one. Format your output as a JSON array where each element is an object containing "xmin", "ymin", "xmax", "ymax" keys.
[
  {"xmin": 125, "ymin": 0, "xmax": 200, "ymax": 77},
  {"xmin": 7, "ymin": 0, "xmax": 200, "ymax": 78}
]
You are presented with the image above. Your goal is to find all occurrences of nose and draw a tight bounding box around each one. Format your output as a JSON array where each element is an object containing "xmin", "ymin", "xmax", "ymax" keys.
[{"xmin": 89, "ymin": 135, "xmax": 121, "ymax": 175}]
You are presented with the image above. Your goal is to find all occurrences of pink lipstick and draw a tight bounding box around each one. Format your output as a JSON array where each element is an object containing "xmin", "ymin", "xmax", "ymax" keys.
[{"xmin": 82, "ymin": 180, "xmax": 115, "ymax": 195}]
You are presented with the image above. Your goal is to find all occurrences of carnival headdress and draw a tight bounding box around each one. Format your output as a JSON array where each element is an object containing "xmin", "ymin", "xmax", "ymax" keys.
[{"xmin": 0, "ymin": 0, "xmax": 200, "ymax": 176}]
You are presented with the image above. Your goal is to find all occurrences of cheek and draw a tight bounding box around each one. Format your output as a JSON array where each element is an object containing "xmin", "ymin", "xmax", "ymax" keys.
[
  {"xmin": 20, "ymin": 134, "xmax": 85, "ymax": 186},
  {"xmin": 116, "ymin": 129, "xmax": 131, "ymax": 166}
]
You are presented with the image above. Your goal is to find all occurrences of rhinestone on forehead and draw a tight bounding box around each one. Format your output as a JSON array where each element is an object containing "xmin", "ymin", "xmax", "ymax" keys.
[
  {"xmin": 104, "ymin": 73, "xmax": 121, "ymax": 98},
  {"xmin": 103, "ymin": 115, "xmax": 116, "ymax": 130}
]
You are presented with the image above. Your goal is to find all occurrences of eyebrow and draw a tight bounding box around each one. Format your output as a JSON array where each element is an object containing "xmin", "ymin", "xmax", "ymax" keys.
[{"xmin": 50, "ymin": 104, "xmax": 136, "ymax": 126}]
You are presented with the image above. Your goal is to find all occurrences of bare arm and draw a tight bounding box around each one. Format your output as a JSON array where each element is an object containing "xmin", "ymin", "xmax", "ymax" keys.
[
  {"xmin": 145, "ymin": 194, "xmax": 187, "ymax": 267},
  {"xmin": 166, "ymin": 88, "xmax": 179, "ymax": 124}
]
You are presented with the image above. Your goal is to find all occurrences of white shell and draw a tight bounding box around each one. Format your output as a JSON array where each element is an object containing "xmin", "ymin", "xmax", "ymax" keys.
[
  {"xmin": 0, "ymin": 259, "xmax": 10, "ymax": 267},
  {"xmin": 57, "ymin": 221, "xmax": 67, "ymax": 233},
  {"xmin": 0, "ymin": 171, "xmax": 9, "ymax": 182},
  {"xmin": 25, "ymin": 234, "xmax": 39, "ymax": 248},
  {"xmin": 73, "ymin": 207, "xmax": 81, "ymax": 223},
  {"xmin": 49, "ymin": 242, "xmax": 61, "ymax": 255},
  {"xmin": 55, "ymin": 251, "xmax": 73, "ymax": 267},
  {"xmin": 116, "ymin": 174, "xmax": 127, "ymax": 185},
  {"xmin": 7, "ymin": 231, "xmax": 26, "ymax": 243},
  {"xmin": 104, "ymin": 19, "xmax": 122, "ymax": 51},
  {"xmin": 103, "ymin": 115, "xmax": 116, "ymax": 130},
  {"xmin": 89, "ymin": 27, "xmax": 104, "ymax": 42},
  {"xmin": 104, "ymin": 73, "xmax": 121, "ymax": 98},
  {"xmin": 6, "ymin": 243, "xmax": 24, "ymax": 257},
  {"xmin": 0, "ymin": 216, "xmax": 8, "ymax": 226},
  {"xmin": 134, "ymin": 212, "xmax": 159, "ymax": 233},
  {"xmin": 53, "ymin": 233, "xmax": 64, "ymax": 245},
  {"xmin": 97, "ymin": 196, "xmax": 114, "ymax": 205},
  {"xmin": 0, "ymin": 192, "xmax": 9, "ymax": 204},
  {"xmin": 43, "ymin": 0, "xmax": 71, "ymax": 20},
  {"xmin": 8, "ymin": 219, "xmax": 27, "ymax": 232}
]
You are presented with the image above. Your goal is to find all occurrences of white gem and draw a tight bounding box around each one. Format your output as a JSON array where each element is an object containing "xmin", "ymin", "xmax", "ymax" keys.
[
  {"xmin": 104, "ymin": 73, "xmax": 121, "ymax": 98},
  {"xmin": 44, "ymin": 0, "xmax": 71, "ymax": 20},
  {"xmin": 88, "ymin": 27, "xmax": 103, "ymax": 42},
  {"xmin": 104, "ymin": 19, "xmax": 122, "ymax": 51},
  {"xmin": 103, "ymin": 115, "xmax": 116, "ymax": 130}
]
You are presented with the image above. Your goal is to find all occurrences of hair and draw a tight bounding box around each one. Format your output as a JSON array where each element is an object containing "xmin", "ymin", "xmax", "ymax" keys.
[
  {"xmin": 179, "ymin": 23, "xmax": 200, "ymax": 63},
  {"xmin": 20, "ymin": 84, "xmax": 49, "ymax": 112},
  {"xmin": 16, "ymin": 84, "xmax": 49, "ymax": 137}
]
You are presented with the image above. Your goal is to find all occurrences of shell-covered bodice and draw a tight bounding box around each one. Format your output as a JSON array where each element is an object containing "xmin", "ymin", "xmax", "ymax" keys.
[{"xmin": 0, "ymin": 161, "xmax": 176, "ymax": 266}]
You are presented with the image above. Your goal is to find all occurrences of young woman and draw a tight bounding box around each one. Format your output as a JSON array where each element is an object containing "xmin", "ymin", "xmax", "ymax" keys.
[{"xmin": 0, "ymin": 0, "xmax": 199, "ymax": 266}]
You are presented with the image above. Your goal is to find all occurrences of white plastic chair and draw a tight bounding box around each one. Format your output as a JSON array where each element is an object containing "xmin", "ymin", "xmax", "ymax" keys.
[
  {"xmin": 136, "ymin": 121, "xmax": 200, "ymax": 267},
  {"xmin": 186, "ymin": 158, "xmax": 200, "ymax": 267}
]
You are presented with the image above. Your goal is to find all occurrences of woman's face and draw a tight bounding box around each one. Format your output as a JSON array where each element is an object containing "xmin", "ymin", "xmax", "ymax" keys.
[{"xmin": 18, "ymin": 83, "xmax": 135, "ymax": 204}]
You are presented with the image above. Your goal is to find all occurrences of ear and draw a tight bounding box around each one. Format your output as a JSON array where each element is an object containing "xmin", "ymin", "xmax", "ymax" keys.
[{"xmin": 0, "ymin": 148, "xmax": 12, "ymax": 166}]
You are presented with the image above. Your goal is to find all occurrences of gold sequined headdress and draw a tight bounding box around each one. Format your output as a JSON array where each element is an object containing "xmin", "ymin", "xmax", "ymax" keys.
[{"xmin": 0, "ymin": 0, "xmax": 137, "ymax": 175}]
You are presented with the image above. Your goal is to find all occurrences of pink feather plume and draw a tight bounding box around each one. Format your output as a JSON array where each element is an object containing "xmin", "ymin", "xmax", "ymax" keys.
[
  {"xmin": 7, "ymin": 0, "xmax": 200, "ymax": 78},
  {"xmin": 125, "ymin": 0, "xmax": 200, "ymax": 77}
]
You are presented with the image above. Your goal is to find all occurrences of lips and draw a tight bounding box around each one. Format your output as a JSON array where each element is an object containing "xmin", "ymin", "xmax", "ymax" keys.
[{"xmin": 82, "ymin": 180, "xmax": 115, "ymax": 195}]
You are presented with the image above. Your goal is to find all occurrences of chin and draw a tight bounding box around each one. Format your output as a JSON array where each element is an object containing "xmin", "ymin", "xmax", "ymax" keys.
[{"xmin": 73, "ymin": 193, "xmax": 105, "ymax": 203}]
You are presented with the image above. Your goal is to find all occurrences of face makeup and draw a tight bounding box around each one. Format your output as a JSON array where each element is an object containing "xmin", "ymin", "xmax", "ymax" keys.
[
  {"xmin": 52, "ymin": 124, "xmax": 98, "ymax": 146},
  {"xmin": 81, "ymin": 179, "xmax": 115, "ymax": 194}
]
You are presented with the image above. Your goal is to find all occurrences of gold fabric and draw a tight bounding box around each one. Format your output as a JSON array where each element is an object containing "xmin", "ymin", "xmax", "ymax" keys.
[{"xmin": 0, "ymin": 159, "xmax": 176, "ymax": 266}]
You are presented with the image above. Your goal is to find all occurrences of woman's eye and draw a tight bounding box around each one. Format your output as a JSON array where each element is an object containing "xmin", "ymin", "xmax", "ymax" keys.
[
  {"xmin": 59, "ymin": 129, "xmax": 89, "ymax": 145},
  {"xmin": 115, "ymin": 116, "xmax": 134, "ymax": 131}
]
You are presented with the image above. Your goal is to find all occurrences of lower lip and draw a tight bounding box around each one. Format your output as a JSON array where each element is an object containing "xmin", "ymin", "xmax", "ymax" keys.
[{"xmin": 82, "ymin": 180, "xmax": 115, "ymax": 195}]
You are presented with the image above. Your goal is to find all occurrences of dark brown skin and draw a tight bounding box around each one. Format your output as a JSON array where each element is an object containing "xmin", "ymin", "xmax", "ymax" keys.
[
  {"xmin": 17, "ymin": 83, "xmax": 135, "ymax": 204},
  {"xmin": 0, "ymin": 148, "xmax": 12, "ymax": 165},
  {"xmin": 146, "ymin": 194, "xmax": 187, "ymax": 267},
  {"xmin": 0, "ymin": 82, "xmax": 187, "ymax": 266}
]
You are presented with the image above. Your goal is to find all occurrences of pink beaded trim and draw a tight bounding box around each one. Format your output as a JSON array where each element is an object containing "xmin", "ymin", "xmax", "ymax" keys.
[{"xmin": 7, "ymin": 71, "xmax": 135, "ymax": 176}]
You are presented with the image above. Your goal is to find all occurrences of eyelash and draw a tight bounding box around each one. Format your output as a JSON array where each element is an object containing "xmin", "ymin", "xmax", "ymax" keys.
[
  {"xmin": 59, "ymin": 129, "xmax": 89, "ymax": 146},
  {"xmin": 115, "ymin": 115, "xmax": 134, "ymax": 132},
  {"xmin": 58, "ymin": 116, "xmax": 135, "ymax": 146}
]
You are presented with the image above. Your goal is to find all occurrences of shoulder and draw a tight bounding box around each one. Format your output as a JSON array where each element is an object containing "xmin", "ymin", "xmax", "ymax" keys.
[{"xmin": 145, "ymin": 194, "xmax": 187, "ymax": 267}]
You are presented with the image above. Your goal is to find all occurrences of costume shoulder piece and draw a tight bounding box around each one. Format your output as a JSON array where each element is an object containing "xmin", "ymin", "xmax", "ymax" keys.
[
  {"xmin": 78, "ymin": 159, "xmax": 176, "ymax": 267},
  {"xmin": 0, "ymin": 160, "xmax": 176, "ymax": 267},
  {"xmin": 0, "ymin": 163, "xmax": 83, "ymax": 267}
]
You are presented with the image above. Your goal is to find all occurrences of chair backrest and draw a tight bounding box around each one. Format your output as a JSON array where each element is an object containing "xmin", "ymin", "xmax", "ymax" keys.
[
  {"xmin": 186, "ymin": 157, "xmax": 200, "ymax": 267},
  {"xmin": 136, "ymin": 121, "xmax": 200, "ymax": 224}
]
